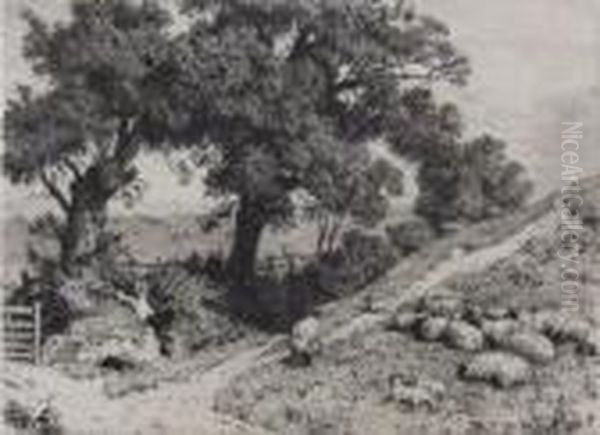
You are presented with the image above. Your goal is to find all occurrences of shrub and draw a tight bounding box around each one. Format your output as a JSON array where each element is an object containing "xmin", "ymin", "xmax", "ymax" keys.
[
  {"xmin": 146, "ymin": 267, "xmax": 245, "ymax": 358},
  {"xmin": 386, "ymin": 219, "xmax": 436, "ymax": 256},
  {"xmin": 307, "ymin": 229, "xmax": 397, "ymax": 300}
]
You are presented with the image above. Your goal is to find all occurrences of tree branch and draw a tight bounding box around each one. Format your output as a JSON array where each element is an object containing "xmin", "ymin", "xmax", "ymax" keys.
[
  {"xmin": 112, "ymin": 118, "xmax": 141, "ymax": 166},
  {"xmin": 62, "ymin": 157, "xmax": 83, "ymax": 181},
  {"xmin": 39, "ymin": 170, "xmax": 71, "ymax": 214}
]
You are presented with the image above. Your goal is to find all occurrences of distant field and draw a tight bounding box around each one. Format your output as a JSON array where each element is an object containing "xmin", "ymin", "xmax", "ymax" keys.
[{"xmin": 0, "ymin": 213, "xmax": 323, "ymax": 285}]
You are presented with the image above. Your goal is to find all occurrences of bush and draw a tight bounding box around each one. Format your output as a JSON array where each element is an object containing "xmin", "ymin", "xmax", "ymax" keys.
[
  {"xmin": 386, "ymin": 219, "xmax": 436, "ymax": 256},
  {"xmin": 145, "ymin": 266, "xmax": 245, "ymax": 358},
  {"xmin": 307, "ymin": 229, "xmax": 397, "ymax": 300}
]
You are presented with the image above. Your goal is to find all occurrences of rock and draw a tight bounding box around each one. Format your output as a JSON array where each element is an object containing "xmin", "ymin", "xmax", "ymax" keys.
[
  {"xmin": 3, "ymin": 398, "xmax": 62, "ymax": 434},
  {"xmin": 77, "ymin": 326, "xmax": 160, "ymax": 370},
  {"xmin": 504, "ymin": 331, "xmax": 555, "ymax": 364},
  {"xmin": 462, "ymin": 352, "xmax": 531, "ymax": 388},
  {"xmin": 444, "ymin": 321, "xmax": 484, "ymax": 351},
  {"xmin": 418, "ymin": 317, "xmax": 449, "ymax": 341},
  {"xmin": 390, "ymin": 312, "xmax": 422, "ymax": 332},
  {"xmin": 43, "ymin": 334, "xmax": 84, "ymax": 365},
  {"xmin": 482, "ymin": 320, "xmax": 520, "ymax": 346}
]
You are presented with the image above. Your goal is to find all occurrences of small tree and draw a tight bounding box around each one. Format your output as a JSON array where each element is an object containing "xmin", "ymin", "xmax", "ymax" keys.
[
  {"xmin": 416, "ymin": 134, "xmax": 534, "ymax": 228},
  {"xmin": 305, "ymin": 154, "xmax": 404, "ymax": 258},
  {"xmin": 3, "ymin": 0, "xmax": 175, "ymax": 276},
  {"xmin": 171, "ymin": 0, "xmax": 470, "ymax": 306}
]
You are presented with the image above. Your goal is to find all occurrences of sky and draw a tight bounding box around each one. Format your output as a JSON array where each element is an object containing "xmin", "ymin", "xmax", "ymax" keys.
[{"xmin": 1, "ymin": 0, "xmax": 599, "ymax": 218}]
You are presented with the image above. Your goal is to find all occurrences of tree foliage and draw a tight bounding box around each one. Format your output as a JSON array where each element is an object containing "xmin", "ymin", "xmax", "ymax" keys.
[
  {"xmin": 3, "ymin": 0, "xmax": 175, "ymax": 275},
  {"xmin": 168, "ymin": 0, "xmax": 470, "ymax": 295},
  {"xmin": 416, "ymin": 135, "xmax": 534, "ymax": 228}
]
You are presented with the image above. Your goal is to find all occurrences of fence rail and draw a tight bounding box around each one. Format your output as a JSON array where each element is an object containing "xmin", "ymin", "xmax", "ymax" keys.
[{"xmin": 3, "ymin": 302, "xmax": 42, "ymax": 364}]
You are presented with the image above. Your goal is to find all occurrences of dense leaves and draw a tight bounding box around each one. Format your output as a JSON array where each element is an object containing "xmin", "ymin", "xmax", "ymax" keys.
[
  {"xmin": 416, "ymin": 135, "xmax": 534, "ymax": 228},
  {"xmin": 3, "ymin": 0, "xmax": 176, "ymax": 274},
  {"xmin": 168, "ymin": 0, "xmax": 470, "ymax": 291}
]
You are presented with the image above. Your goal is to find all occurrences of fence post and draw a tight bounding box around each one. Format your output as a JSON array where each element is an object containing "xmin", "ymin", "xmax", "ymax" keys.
[{"xmin": 34, "ymin": 301, "xmax": 42, "ymax": 365}]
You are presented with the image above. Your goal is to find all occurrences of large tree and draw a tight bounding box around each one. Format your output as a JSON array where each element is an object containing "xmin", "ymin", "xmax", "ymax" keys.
[
  {"xmin": 3, "ymin": 0, "xmax": 175, "ymax": 276},
  {"xmin": 170, "ymin": 0, "xmax": 470, "ymax": 304}
]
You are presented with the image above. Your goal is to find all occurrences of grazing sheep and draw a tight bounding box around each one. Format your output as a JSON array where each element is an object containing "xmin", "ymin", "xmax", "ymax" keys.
[
  {"xmin": 461, "ymin": 352, "xmax": 531, "ymax": 388},
  {"xmin": 444, "ymin": 321, "xmax": 484, "ymax": 351},
  {"xmin": 418, "ymin": 317, "xmax": 449, "ymax": 341},
  {"xmin": 462, "ymin": 304, "xmax": 484, "ymax": 326},
  {"xmin": 521, "ymin": 311, "xmax": 592, "ymax": 344},
  {"xmin": 481, "ymin": 319, "xmax": 520, "ymax": 346},
  {"xmin": 419, "ymin": 292, "xmax": 465, "ymax": 319},
  {"xmin": 483, "ymin": 307, "xmax": 510, "ymax": 321},
  {"xmin": 504, "ymin": 331, "xmax": 555, "ymax": 364},
  {"xmin": 289, "ymin": 315, "xmax": 320, "ymax": 366},
  {"xmin": 389, "ymin": 374, "xmax": 445, "ymax": 411},
  {"xmin": 546, "ymin": 317, "xmax": 592, "ymax": 344},
  {"xmin": 390, "ymin": 311, "xmax": 423, "ymax": 332}
]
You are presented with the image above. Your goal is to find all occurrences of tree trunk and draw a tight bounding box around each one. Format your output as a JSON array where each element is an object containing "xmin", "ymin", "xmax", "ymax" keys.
[
  {"xmin": 226, "ymin": 196, "xmax": 267, "ymax": 313},
  {"xmin": 60, "ymin": 186, "xmax": 108, "ymax": 277},
  {"xmin": 59, "ymin": 160, "xmax": 136, "ymax": 277}
]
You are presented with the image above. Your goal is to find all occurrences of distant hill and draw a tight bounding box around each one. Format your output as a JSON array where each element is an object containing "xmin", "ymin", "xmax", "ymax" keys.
[
  {"xmin": 0, "ymin": 212, "xmax": 322, "ymax": 285},
  {"xmin": 3, "ymin": 173, "xmax": 599, "ymax": 285}
]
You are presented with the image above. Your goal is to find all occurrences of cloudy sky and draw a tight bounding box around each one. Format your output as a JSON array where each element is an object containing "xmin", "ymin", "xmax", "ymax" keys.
[{"xmin": 1, "ymin": 0, "xmax": 599, "ymax": 218}]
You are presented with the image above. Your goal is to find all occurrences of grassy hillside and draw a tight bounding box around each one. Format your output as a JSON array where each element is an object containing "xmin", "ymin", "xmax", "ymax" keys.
[{"xmin": 212, "ymin": 175, "xmax": 600, "ymax": 435}]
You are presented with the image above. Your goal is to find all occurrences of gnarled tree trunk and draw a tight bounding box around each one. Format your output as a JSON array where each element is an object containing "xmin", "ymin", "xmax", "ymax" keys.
[
  {"xmin": 59, "ymin": 155, "xmax": 138, "ymax": 277},
  {"xmin": 60, "ymin": 189, "xmax": 108, "ymax": 276}
]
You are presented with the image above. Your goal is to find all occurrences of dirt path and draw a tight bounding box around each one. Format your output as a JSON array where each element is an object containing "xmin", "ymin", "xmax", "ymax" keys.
[{"xmin": 3, "ymin": 345, "xmax": 278, "ymax": 435}]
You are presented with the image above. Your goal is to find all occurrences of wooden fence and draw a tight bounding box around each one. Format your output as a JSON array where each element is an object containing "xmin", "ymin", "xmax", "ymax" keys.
[
  {"xmin": 3, "ymin": 302, "xmax": 42, "ymax": 364},
  {"xmin": 256, "ymin": 254, "xmax": 313, "ymax": 278}
]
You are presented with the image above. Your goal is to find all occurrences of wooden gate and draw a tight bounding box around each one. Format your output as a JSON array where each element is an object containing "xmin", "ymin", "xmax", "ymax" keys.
[{"xmin": 3, "ymin": 302, "xmax": 42, "ymax": 364}]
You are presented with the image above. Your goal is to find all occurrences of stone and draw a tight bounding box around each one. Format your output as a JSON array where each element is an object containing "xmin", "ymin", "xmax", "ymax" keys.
[
  {"xmin": 462, "ymin": 352, "xmax": 531, "ymax": 388},
  {"xmin": 43, "ymin": 334, "xmax": 84, "ymax": 365},
  {"xmin": 444, "ymin": 321, "xmax": 484, "ymax": 351},
  {"xmin": 418, "ymin": 317, "xmax": 449, "ymax": 341},
  {"xmin": 504, "ymin": 331, "xmax": 555, "ymax": 364}
]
